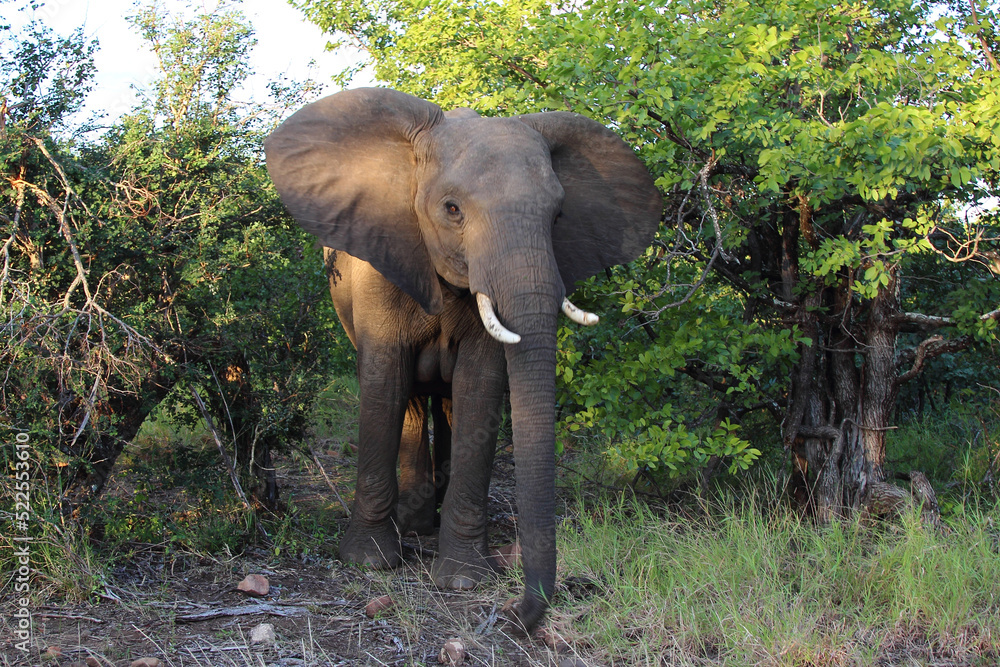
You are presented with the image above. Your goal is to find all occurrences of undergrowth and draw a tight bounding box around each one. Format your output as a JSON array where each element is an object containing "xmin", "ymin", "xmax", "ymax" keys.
[
  {"xmin": 553, "ymin": 487, "xmax": 1000, "ymax": 665},
  {"xmin": 4, "ymin": 383, "xmax": 1000, "ymax": 665}
]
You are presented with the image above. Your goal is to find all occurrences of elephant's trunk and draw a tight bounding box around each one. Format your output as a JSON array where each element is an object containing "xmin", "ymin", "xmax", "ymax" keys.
[
  {"xmin": 475, "ymin": 236, "xmax": 564, "ymax": 631},
  {"xmin": 504, "ymin": 320, "xmax": 559, "ymax": 631}
]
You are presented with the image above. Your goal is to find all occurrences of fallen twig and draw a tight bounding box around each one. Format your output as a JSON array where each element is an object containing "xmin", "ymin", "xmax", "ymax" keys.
[
  {"xmin": 176, "ymin": 603, "xmax": 310, "ymax": 623},
  {"xmin": 36, "ymin": 612, "xmax": 104, "ymax": 623}
]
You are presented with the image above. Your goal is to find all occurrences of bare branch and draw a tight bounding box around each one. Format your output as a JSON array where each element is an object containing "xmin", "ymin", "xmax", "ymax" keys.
[
  {"xmin": 898, "ymin": 305, "xmax": 1000, "ymax": 331},
  {"xmin": 190, "ymin": 386, "xmax": 252, "ymax": 512},
  {"xmin": 895, "ymin": 334, "xmax": 976, "ymax": 383},
  {"xmin": 897, "ymin": 311, "xmax": 953, "ymax": 329},
  {"xmin": 895, "ymin": 335, "xmax": 943, "ymax": 385},
  {"xmin": 645, "ymin": 156, "xmax": 732, "ymax": 315},
  {"xmin": 698, "ymin": 153, "xmax": 731, "ymax": 263}
]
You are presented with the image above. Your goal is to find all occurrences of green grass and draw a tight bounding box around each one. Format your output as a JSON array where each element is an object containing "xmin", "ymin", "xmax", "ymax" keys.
[
  {"xmin": 552, "ymin": 488, "xmax": 1000, "ymax": 665},
  {"xmin": 888, "ymin": 399, "xmax": 1000, "ymax": 489},
  {"xmin": 305, "ymin": 375, "xmax": 360, "ymax": 451}
]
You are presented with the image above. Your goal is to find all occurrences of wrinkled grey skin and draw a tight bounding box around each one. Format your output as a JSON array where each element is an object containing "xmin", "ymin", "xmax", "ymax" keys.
[{"xmin": 265, "ymin": 88, "xmax": 661, "ymax": 632}]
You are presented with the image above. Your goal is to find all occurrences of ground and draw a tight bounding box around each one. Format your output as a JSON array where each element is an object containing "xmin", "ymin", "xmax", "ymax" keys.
[{"xmin": 1, "ymin": 438, "xmax": 597, "ymax": 667}]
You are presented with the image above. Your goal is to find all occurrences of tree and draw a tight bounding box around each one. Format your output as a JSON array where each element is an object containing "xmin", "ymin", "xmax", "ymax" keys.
[
  {"xmin": 298, "ymin": 0, "xmax": 1000, "ymax": 516},
  {"xmin": 1, "ymin": 2, "xmax": 344, "ymax": 509}
]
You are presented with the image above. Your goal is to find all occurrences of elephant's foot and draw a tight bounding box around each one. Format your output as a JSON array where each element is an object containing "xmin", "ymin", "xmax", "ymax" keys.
[
  {"xmin": 396, "ymin": 487, "xmax": 437, "ymax": 536},
  {"xmin": 339, "ymin": 521, "xmax": 401, "ymax": 568},
  {"xmin": 432, "ymin": 549, "xmax": 496, "ymax": 590}
]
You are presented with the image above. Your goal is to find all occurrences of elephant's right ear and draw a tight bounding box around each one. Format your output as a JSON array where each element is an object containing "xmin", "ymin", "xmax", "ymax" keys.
[{"xmin": 265, "ymin": 88, "xmax": 446, "ymax": 314}]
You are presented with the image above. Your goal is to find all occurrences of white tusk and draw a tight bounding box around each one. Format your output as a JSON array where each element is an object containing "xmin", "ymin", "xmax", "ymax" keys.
[
  {"xmin": 476, "ymin": 293, "xmax": 521, "ymax": 344},
  {"xmin": 562, "ymin": 298, "xmax": 599, "ymax": 326}
]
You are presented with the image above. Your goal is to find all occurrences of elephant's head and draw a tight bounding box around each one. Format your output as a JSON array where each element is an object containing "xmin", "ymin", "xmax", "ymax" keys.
[{"xmin": 265, "ymin": 88, "xmax": 661, "ymax": 630}]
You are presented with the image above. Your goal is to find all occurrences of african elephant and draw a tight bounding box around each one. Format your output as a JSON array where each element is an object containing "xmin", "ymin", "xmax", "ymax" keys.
[{"xmin": 265, "ymin": 87, "xmax": 661, "ymax": 631}]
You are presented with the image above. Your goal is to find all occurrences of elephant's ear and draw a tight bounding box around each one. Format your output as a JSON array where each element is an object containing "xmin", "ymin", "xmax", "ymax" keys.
[
  {"xmin": 265, "ymin": 88, "xmax": 446, "ymax": 314},
  {"xmin": 518, "ymin": 112, "xmax": 663, "ymax": 292}
]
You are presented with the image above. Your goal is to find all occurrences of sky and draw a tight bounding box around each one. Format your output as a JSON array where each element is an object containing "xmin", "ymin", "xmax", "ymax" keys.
[{"xmin": 3, "ymin": 0, "xmax": 373, "ymax": 122}]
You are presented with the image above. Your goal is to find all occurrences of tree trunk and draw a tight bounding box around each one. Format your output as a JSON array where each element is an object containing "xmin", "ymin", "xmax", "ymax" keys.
[
  {"xmin": 62, "ymin": 372, "xmax": 174, "ymax": 507},
  {"xmin": 786, "ymin": 267, "xmax": 901, "ymax": 519}
]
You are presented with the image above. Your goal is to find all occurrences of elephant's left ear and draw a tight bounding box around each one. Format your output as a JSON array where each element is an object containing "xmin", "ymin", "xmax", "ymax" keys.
[{"xmin": 517, "ymin": 112, "xmax": 663, "ymax": 291}]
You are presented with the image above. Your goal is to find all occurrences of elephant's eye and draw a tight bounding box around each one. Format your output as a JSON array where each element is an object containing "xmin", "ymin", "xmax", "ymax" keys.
[{"xmin": 445, "ymin": 202, "xmax": 462, "ymax": 217}]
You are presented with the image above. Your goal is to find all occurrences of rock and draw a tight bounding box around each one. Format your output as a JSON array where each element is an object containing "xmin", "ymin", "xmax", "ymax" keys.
[
  {"xmin": 438, "ymin": 637, "xmax": 466, "ymax": 664},
  {"xmin": 250, "ymin": 622, "xmax": 276, "ymax": 644},
  {"xmin": 237, "ymin": 574, "xmax": 270, "ymax": 597},
  {"xmin": 490, "ymin": 542, "xmax": 521, "ymax": 570},
  {"xmin": 559, "ymin": 659, "xmax": 589, "ymax": 667},
  {"xmin": 129, "ymin": 659, "xmax": 162, "ymax": 667},
  {"xmin": 365, "ymin": 594, "xmax": 394, "ymax": 618},
  {"xmin": 86, "ymin": 658, "xmax": 103, "ymax": 667}
]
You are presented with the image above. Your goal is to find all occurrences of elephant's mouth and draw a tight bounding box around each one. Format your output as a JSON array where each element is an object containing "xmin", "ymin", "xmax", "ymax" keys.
[
  {"xmin": 440, "ymin": 254, "xmax": 468, "ymax": 285},
  {"xmin": 440, "ymin": 279, "xmax": 470, "ymax": 298}
]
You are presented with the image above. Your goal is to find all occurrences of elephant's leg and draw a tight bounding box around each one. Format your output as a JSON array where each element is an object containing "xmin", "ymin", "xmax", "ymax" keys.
[
  {"xmin": 432, "ymin": 395, "xmax": 453, "ymax": 511},
  {"xmin": 432, "ymin": 338, "xmax": 506, "ymax": 589},
  {"xmin": 397, "ymin": 396, "xmax": 437, "ymax": 536},
  {"xmin": 339, "ymin": 346, "xmax": 413, "ymax": 568}
]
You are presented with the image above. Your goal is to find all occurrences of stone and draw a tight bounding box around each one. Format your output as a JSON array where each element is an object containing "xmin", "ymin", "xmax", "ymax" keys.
[
  {"xmin": 129, "ymin": 659, "xmax": 162, "ymax": 667},
  {"xmin": 438, "ymin": 637, "xmax": 466, "ymax": 664},
  {"xmin": 250, "ymin": 622, "xmax": 276, "ymax": 644},
  {"xmin": 365, "ymin": 594, "xmax": 394, "ymax": 618},
  {"xmin": 490, "ymin": 542, "xmax": 521, "ymax": 570},
  {"xmin": 537, "ymin": 626, "xmax": 571, "ymax": 651},
  {"xmin": 237, "ymin": 573, "xmax": 270, "ymax": 597}
]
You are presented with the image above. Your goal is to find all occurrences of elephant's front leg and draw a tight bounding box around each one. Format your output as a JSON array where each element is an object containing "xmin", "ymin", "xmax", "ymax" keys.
[
  {"xmin": 432, "ymin": 336, "xmax": 506, "ymax": 589},
  {"xmin": 339, "ymin": 346, "xmax": 414, "ymax": 568}
]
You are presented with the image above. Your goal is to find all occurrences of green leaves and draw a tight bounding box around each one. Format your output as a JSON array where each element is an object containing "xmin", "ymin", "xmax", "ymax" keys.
[
  {"xmin": 556, "ymin": 277, "xmax": 797, "ymax": 477},
  {"xmin": 1, "ymin": 3, "xmax": 351, "ymax": 500},
  {"xmin": 294, "ymin": 0, "xmax": 1000, "ymax": 486}
]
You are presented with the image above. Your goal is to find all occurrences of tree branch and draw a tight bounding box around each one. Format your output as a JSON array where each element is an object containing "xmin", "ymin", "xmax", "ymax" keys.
[
  {"xmin": 895, "ymin": 335, "xmax": 943, "ymax": 385},
  {"xmin": 968, "ymin": 0, "xmax": 1000, "ymax": 71},
  {"xmin": 895, "ymin": 334, "xmax": 975, "ymax": 384},
  {"xmin": 897, "ymin": 306, "xmax": 1000, "ymax": 331}
]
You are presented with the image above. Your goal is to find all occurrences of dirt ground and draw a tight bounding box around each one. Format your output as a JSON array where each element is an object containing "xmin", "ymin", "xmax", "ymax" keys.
[{"xmin": 2, "ymin": 443, "xmax": 598, "ymax": 667}]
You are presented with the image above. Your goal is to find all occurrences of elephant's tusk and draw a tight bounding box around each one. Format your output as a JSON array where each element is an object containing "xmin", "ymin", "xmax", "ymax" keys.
[
  {"xmin": 562, "ymin": 298, "xmax": 599, "ymax": 326},
  {"xmin": 475, "ymin": 293, "xmax": 521, "ymax": 344}
]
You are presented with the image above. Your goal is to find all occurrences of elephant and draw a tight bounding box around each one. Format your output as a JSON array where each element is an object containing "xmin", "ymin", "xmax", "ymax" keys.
[{"xmin": 264, "ymin": 87, "xmax": 661, "ymax": 631}]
